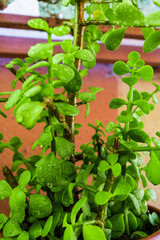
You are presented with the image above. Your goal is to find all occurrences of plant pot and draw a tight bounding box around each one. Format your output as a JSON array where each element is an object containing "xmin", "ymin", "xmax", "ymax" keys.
[{"xmin": 142, "ymin": 205, "xmax": 160, "ymax": 240}]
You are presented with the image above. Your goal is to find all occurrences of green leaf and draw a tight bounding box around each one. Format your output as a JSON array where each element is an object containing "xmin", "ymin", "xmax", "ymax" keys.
[
  {"xmin": 2, "ymin": 220, "xmax": 22, "ymax": 238},
  {"xmin": 142, "ymin": 27, "xmax": 155, "ymax": 40},
  {"xmin": 105, "ymin": 27, "xmax": 126, "ymax": 51},
  {"xmin": 29, "ymin": 194, "xmax": 52, "ymax": 219},
  {"xmin": 115, "ymin": 2, "xmax": 145, "ymax": 26},
  {"xmin": 85, "ymin": 102, "xmax": 90, "ymax": 118},
  {"xmin": 74, "ymin": 49, "xmax": 95, "ymax": 62},
  {"xmin": 19, "ymin": 170, "xmax": 31, "ymax": 190},
  {"xmin": 71, "ymin": 197, "xmax": 87, "ymax": 224},
  {"xmin": 111, "ymin": 163, "xmax": 121, "ymax": 176},
  {"xmin": 64, "ymin": 66, "xmax": 82, "ymax": 93},
  {"xmin": 82, "ymin": 58, "xmax": 96, "ymax": 69},
  {"xmin": 54, "ymin": 102, "xmax": 79, "ymax": 116},
  {"xmin": 0, "ymin": 180, "xmax": 12, "ymax": 200},
  {"xmin": 63, "ymin": 53, "xmax": 75, "ymax": 65},
  {"xmin": 27, "ymin": 61, "xmax": 49, "ymax": 71},
  {"xmin": 28, "ymin": 43, "xmax": 53, "ymax": 60},
  {"xmin": 36, "ymin": 153, "xmax": 75, "ymax": 192},
  {"xmin": 79, "ymin": 92, "xmax": 96, "ymax": 102},
  {"xmin": 109, "ymin": 98, "xmax": 127, "ymax": 109},
  {"xmin": 15, "ymin": 101, "xmax": 44, "ymax": 129},
  {"xmin": 52, "ymin": 64, "xmax": 75, "ymax": 82},
  {"xmin": 145, "ymin": 151, "xmax": 160, "ymax": 185},
  {"xmin": 113, "ymin": 181, "xmax": 131, "ymax": 196},
  {"xmin": 38, "ymin": 125, "xmax": 52, "ymax": 147},
  {"xmin": 109, "ymin": 214, "xmax": 125, "ymax": 238},
  {"xmin": 95, "ymin": 191, "xmax": 112, "ymax": 205},
  {"xmin": 128, "ymin": 51, "xmax": 140, "ymax": 65},
  {"xmin": 133, "ymin": 100, "xmax": 150, "ymax": 114},
  {"xmin": 152, "ymin": 94, "xmax": 159, "ymax": 104},
  {"xmin": 107, "ymin": 154, "xmax": 118, "ymax": 166},
  {"xmin": 131, "ymin": 231, "xmax": 147, "ymax": 238},
  {"xmin": 52, "ymin": 25, "xmax": 70, "ymax": 36},
  {"xmin": 62, "ymin": 183, "xmax": 75, "ymax": 207},
  {"xmin": 83, "ymin": 224, "xmax": 106, "ymax": 240},
  {"xmin": 143, "ymin": 30, "xmax": 160, "ymax": 53},
  {"xmin": 140, "ymin": 174, "xmax": 148, "ymax": 188},
  {"xmin": 28, "ymin": 18, "xmax": 49, "ymax": 32},
  {"xmin": 0, "ymin": 214, "xmax": 8, "ymax": 230},
  {"xmin": 145, "ymin": 188, "xmax": 157, "ymax": 202},
  {"xmin": 24, "ymin": 85, "xmax": 41, "ymax": 98},
  {"xmin": 52, "ymin": 53, "xmax": 65, "ymax": 64},
  {"xmin": 106, "ymin": 121, "xmax": 116, "ymax": 133},
  {"xmin": 29, "ymin": 222, "xmax": 42, "ymax": 239},
  {"xmin": 128, "ymin": 193, "xmax": 141, "ymax": 214},
  {"xmin": 61, "ymin": 39, "xmax": 73, "ymax": 53},
  {"xmin": 113, "ymin": 61, "xmax": 131, "ymax": 75},
  {"xmin": 128, "ymin": 129, "xmax": 150, "ymax": 144},
  {"xmin": 55, "ymin": 137, "xmax": 73, "ymax": 159},
  {"xmin": 145, "ymin": 11, "xmax": 160, "ymax": 27},
  {"xmin": 128, "ymin": 211, "xmax": 138, "ymax": 232},
  {"xmin": 63, "ymin": 225, "xmax": 73, "ymax": 240},
  {"xmin": 0, "ymin": 109, "xmax": 7, "ymax": 118},
  {"xmin": 22, "ymin": 75, "xmax": 37, "ymax": 91},
  {"xmin": 136, "ymin": 65, "xmax": 153, "ymax": 81},
  {"xmin": 117, "ymin": 114, "xmax": 133, "ymax": 123},
  {"xmin": 5, "ymin": 90, "xmax": 22, "ymax": 110},
  {"xmin": 89, "ymin": 87, "xmax": 103, "ymax": 94},
  {"xmin": 41, "ymin": 216, "xmax": 53, "ymax": 237},
  {"xmin": 17, "ymin": 231, "xmax": 29, "ymax": 240},
  {"xmin": 122, "ymin": 76, "xmax": 139, "ymax": 87},
  {"xmin": 63, "ymin": 0, "xmax": 71, "ymax": 6}
]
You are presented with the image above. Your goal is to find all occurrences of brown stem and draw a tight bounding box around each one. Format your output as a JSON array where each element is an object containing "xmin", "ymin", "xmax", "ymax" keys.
[
  {"xmin": 2, "ymin": 165, "xmax": 18, "ymax": 188},
  {"xmin": 5, "ymin": 65, "xmax": 26, "ymax": 83},
  {"xmin": 65, "ymin": 0, "xmax": 85, "ymax": 148}
]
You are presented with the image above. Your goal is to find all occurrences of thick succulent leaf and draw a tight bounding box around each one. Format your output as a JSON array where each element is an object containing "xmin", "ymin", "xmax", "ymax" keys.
[
  {"xmin": 128, "ymin": 129, "xmax": 151, "ymax": 144},
  {"xmin": 115, "ymin": 2, "xmax": 145, "ymax": 26},
  {"xmin": 109, "ymin": 98, "xmax": 128, "ymax": 109},
  {"xmin": 113, "ymin": 61, "xmax": 131, "ymax": 75},
  {"xmin": 55, "ymin": 137, "xmax": 73, "ymax": 159},
  {"xmin": 133, "ymin": 100, "xmax": 150, "ymax": 114},
  {"xmin": 29, "ymin": 194, "xmax": 52, "ymax": 219},
  {"xmin": 24, "ymin": 85, "xmax": 42, "ymax": 98},
  {"xmin": 2, "ymin": 220, "xmax": 22, "ymax": 238},
  {"xmin": 41, "ymin": 216, "xmax": 53, "ymax": 237},
  {"xmin": 17, "ymin": 231, "xmax": 29, "ymax": 240},
  {"xmin": 15, "ymin": 101, "xmax": 44, "ymax": 129},
  {"xmin": 83, "ymin": 224, "xmax": 106, "ymax": 240},
  {"xmin": 74, "ymin": 49, "xmax": 95, "ymax": 62},
  {"xmin": 105, "ymin": 27, "xmax": 126, "ymax": 51},
  {"xmin": 145, "ymin": 11, "xmax": 160, "ymax": 27},
  {"xmin": 5, "ymin": 90, "xmax": 22, "ymax": 110},
  {"xmin": 109, "ymin": 214, "xmax": 125, "ymax": 238},
  {"xmin": 145, "ymin": 151, "xmax": 160, "ymax": 185},
  {"xmin": 28, "ymin": 18, "xmax": 49, "ymax": 32},
  {"xmin": 52, "ymin": 64, "xmax": 75, "ymax": 81},
  {"xmin": 0, "ymin": 180, "xmax": 12, "ymax": 200},
  {"xmin": 113, "ymin": 181, "xmax": 131, "ymax": 196},
  {"xmin": 28, "ymin": 43, "xmax": 53, "ymax": 60},
  {"xmin": 142, "ymin": 27, "xmax": 155, "ymax": 39},
  {"xmin": 51, "ymin": 25, "xmax": 71, "ymax": 36},
  {"xmin": 63, "ymin": 225, "xmax": 74, "ymax": 240},
  {"xmin": 29, "ymin": 222, "xmax": 42, "ymax": 239},
  {"xmin": 136, "ymin": 65, "xmax": 153, "ymax": 81},
  {"xmin": 95, "ymin": 191, "xmax": 112, "ymax": 205},
  {"xmin": 19, "ymin": 170, "xmax": 31, "ymax": 190},
  {"xmin": 143, "ymin": 30, "xmax": 160, "ymax": 53},
  {"xmin": 122, "ymin": 76, "xmax": 139, "ymax": 87},
  {"xmin": 54, "ymin": 102, "xmax": 79, "ymax": 116},
  {"xmin": 71, "ymin": 197, "xmax": 87, "ymax": 224},
  {"xmin": 64, "ymin": 66, "xmax": 82, "ymax": 93}
]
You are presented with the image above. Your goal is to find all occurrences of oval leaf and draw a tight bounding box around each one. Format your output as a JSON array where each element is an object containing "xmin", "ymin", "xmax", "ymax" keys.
[
  {"xmin": 105, "ymin": 27, "xmax": 126, "ymax": 51},
  {"xmin": 115, "ymin": 3, "xmax": 145, "ymax": 26},
  {"xmin": 83, "ymin": 224, "xmax": 106, "ymax": 240},
  {"xmin": 55, "ymin": 137, "xmax": 73, "ymax": 159},
  {"xmin": 95, "ymin": 191, "xmax": 112, "ymax": 205},
  {"xmin": 109, "ymin": 98, "xmax": 128, "ymax": 109},
  {"xmin": 74, "ymin": 49, "xmax": 95, "ymax": 62},
  {"xmin": 54, "ymin": 102, "xmax": 79, "ymax": 116},
  {"xmin": 52, "ymin": 64, "xmax": 75, "ymax": 82},
  {"xmin": 136, "ymin": 65, "xmax": 153, "ymax": 81},
  {"xmin": 113, "ymin": 61, "xmax": 131, "ymax": 75},
  {"xmin": 28, "ymin": 18, "xmax": 49, "ymax": 32},
  {"xmin": 146, "ymin": 151, "xmax": 160, "ymax": 185},
  {"xmin": 128, "ymin": 129, "xmax": 150, "ymax": 144},
  {"xmin": 0, "ymin": 180, "xmax": 12, "ymax": 200},
  {"xmin": 143, "ymin": 30, "xmax": 160, "ymax": 53},
  {"xmin": 28, "ymin": 43, "xmax": 53, "ymax": 60}
]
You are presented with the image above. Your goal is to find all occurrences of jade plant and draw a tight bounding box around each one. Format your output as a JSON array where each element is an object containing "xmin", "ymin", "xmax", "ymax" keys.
[{"xmin": 1, "ymin": 0, "xmax": 160, "ymax": 239}]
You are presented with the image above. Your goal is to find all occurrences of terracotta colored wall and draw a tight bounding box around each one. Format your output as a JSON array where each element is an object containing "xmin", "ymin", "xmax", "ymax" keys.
[{"xmin": 0, "ymin": 59, "xmax": 118, "ymax": 214}]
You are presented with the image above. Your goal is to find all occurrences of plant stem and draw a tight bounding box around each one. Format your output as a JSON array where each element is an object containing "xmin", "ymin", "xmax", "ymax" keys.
[
  {"xmin": 98, "ymin": 169, "xmax": 114, "ymax": 226},
  {"xmin": 72, "ymin": 219, "xmax": 96, "ymax": 228},
  {"xmin": 65, "ymin": 0, "xmax": 85, "ymax": 149},
  {"xmin": 48, "ymin": 32, "xmax": 55, "ymax": 153},
  {"xmin": 76, "ymin": 183, "xmax": 97, "ymax": 193}
]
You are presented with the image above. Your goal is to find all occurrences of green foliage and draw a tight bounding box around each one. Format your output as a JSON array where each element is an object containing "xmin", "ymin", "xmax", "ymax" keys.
[{"xmin": 1, "ymin": 3, "xmax": 160, "ymax": 240}]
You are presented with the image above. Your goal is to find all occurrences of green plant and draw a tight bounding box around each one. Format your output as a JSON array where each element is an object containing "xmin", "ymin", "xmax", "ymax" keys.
[{"xmin": 1, "ymin": 0, "xmax": 160, "ymax": 239}]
